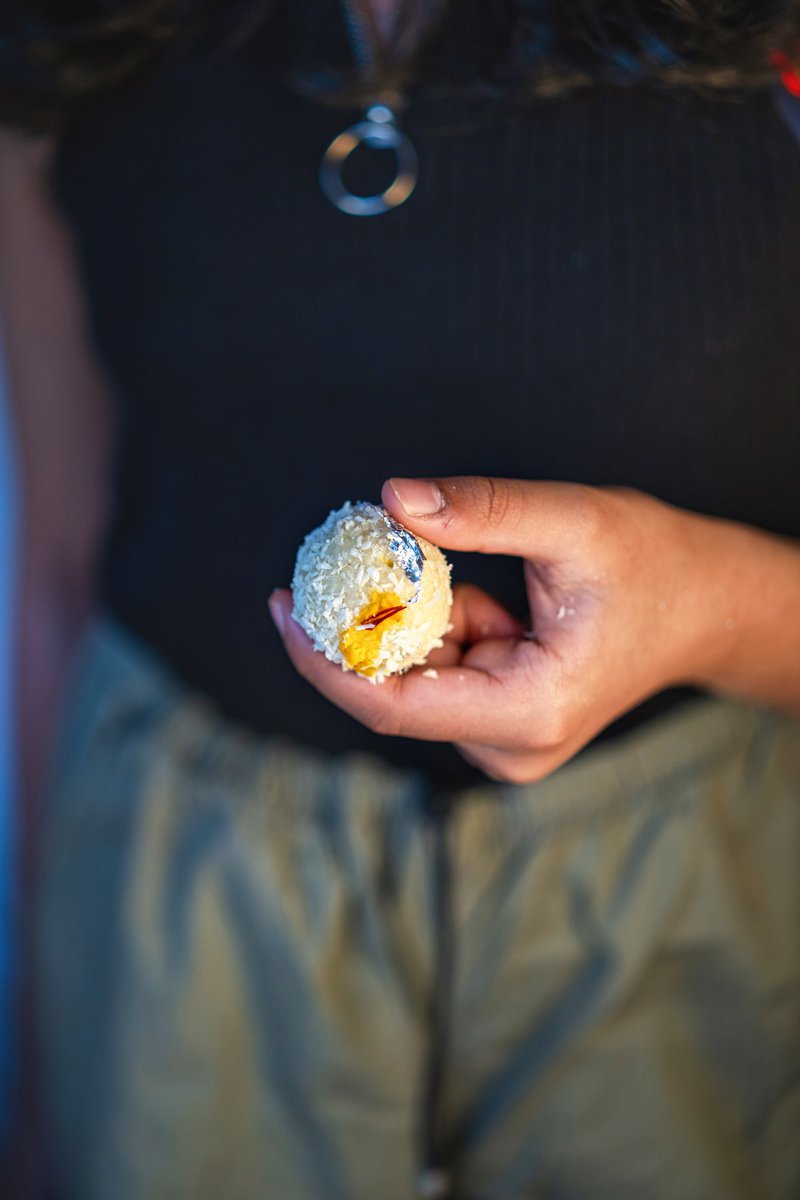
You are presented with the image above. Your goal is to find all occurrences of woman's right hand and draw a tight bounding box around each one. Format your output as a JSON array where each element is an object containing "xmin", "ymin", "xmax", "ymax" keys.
[{"xmin": 271, "ymin": 474, "xmax": 800, "ymax": 783}]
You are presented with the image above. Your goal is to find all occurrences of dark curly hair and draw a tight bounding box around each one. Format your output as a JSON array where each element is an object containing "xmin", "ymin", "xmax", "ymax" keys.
[{"xmin": 1, "ymin": 1, "xmax": 799, "ymax": 133}]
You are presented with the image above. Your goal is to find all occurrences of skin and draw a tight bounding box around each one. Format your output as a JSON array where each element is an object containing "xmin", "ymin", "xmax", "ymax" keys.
[
  {"xmin": 269, "ymin": 476, "xmax": 800, "ymax": 784},
  {"xmin": 0, "ymin": 132, "xmax": 111, "ymax": 839},
  {"xmin": 2, "ymin": 0, "xmax": 799, "ymax": 1177},
  {"xmin": 269, "ymin": 0, "xmax": 800, "ymax": 778},
  {"xmin": 0, "ymin": 130, "xmax": 112, "ymax": 1197}
]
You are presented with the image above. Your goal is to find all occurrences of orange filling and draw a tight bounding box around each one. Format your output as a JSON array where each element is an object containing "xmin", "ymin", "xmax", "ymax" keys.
[{"xmin": 339, "ymin": 590, "xmax": 407, "ymax": 675}]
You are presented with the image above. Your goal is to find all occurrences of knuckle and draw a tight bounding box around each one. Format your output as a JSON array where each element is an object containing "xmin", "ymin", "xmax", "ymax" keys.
[
  {"xmin": 570, "ymin": 485, "xmax": 612, "ymax": 547},
  {"xmin": 534, "ymin": 706, "xmax": 570, "ymax": 750},
  {"xmin": 603, "ymin": 484, "xmax": 644, "ymax": 504},
  {"xmin": 361, "ymin": 689, "xmax": 408, "ymax": 737},
  {"xmin": 496, "ymin": 759, "xmax": 535, "ymax": 785},
  {"xmin": 458, "ymin": 745, "xmax": 540, "ymax": 786},
  {"xmin": 364, "ymin": 706, "xmax": 397, "ymax": 737},
  {"xmin": 472, "ymin": 476, "xmax": 521, "ymax": 530},
  {"xmin": 477, "ymin": 758, "xmax": 513, "ymax": 784},
  {"xmin": 492, "ymin": 755, "xmax": 542, "ymax": 786}
]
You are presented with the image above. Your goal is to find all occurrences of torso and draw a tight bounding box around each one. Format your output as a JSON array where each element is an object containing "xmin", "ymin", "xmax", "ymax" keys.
[{"xmin": 49, "ymin": 15, "xmax": 800, "ymax": 785}]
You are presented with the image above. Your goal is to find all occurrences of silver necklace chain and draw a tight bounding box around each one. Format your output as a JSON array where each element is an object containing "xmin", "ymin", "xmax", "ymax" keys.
[{"xmin": 319, "ymin": 0, "xmax": 418, "ymax": 216}]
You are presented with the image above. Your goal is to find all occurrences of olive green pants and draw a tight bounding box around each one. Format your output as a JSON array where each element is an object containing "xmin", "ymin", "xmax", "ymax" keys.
[{"xmin": 37, "ymin": 618, "xmax": 800, "ymax": 1199}]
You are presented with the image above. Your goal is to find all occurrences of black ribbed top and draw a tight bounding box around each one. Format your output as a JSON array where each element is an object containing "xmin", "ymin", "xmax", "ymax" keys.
[{"xmin": 50, "ymin": 24, "xmax": 800, "ymax": 786}]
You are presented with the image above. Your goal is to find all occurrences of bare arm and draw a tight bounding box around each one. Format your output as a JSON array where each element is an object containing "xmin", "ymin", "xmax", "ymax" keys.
[
  {"xmin": 0, "ymin": 129, "xmax": 113, "ymax": 1197},
  {"xmin": 0, "ymin": 130, "xmax": 113, "ymax": 834}
]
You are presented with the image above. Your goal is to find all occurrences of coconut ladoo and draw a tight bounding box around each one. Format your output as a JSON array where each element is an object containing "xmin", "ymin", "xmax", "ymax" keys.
[{"xmin": 291, "ymin": 501, "xmax": 453, "ymax": 681}]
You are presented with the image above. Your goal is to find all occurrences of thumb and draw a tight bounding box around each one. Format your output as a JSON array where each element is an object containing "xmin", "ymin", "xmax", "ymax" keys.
[{"xmin": 382, "ymin": 476, "xmax": 599, "ymax": 559}]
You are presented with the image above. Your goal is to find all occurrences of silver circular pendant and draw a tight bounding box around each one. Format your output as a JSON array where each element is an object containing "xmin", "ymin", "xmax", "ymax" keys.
[{"xmin": 320, "ymin": 104, "xmax": 418, "ymax": 217}]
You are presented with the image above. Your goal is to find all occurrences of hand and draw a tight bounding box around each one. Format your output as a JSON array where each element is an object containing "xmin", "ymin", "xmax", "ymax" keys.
[{"xmin": 269, "ymin": 476, "xmax": 794, "ymax": 783}]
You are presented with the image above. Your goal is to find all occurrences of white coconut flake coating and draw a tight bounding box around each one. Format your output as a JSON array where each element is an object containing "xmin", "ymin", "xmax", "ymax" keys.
[{"xmin": 291, "ymin": 501, "xmax": 452, "ymax": 682}]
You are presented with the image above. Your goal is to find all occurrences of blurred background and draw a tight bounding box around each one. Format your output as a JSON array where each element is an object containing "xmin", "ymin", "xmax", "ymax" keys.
[{"xmin": 0, "ymin": 337, "xmax": 18, "ymax": 1144}]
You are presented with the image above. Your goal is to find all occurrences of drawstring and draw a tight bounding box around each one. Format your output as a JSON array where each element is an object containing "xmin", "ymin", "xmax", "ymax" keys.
[{"xmin": 418, "ymin": 793, "xmax": 456, "ymax": 1199}]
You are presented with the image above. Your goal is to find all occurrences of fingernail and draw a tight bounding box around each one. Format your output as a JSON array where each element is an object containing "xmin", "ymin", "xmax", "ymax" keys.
[
  {"xmin": 388, "ymin": 478, "xmax": 443, "ymax": 517},
  {"xmin": 269, "ymin": 594, "xmax": 286, "ymax": 635}
]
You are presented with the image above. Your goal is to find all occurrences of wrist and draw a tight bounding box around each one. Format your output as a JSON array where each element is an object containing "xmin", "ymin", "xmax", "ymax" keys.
[
  {"xmin": 672, "ymin": 511, "xmax": 747, "ymax": 690},
  {"xmin": 670, "ymin": 509, "xmax": 800, "ymax": 707}
]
